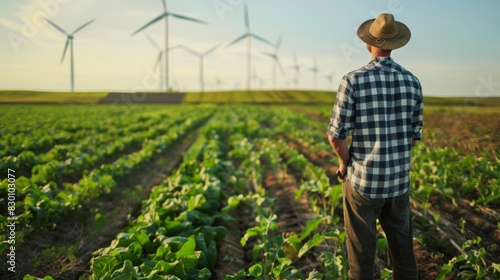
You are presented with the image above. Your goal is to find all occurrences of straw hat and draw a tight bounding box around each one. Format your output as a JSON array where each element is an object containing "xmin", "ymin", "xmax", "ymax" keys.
[{"xmin": 357, "ymin": 13, "xmax": 411, "ymax": 50}]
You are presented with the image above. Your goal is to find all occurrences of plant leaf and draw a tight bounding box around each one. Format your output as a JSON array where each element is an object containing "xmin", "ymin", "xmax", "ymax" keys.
[{"xmin": 298, "ymin": 233, "xmax": 325, "ymax": 258}]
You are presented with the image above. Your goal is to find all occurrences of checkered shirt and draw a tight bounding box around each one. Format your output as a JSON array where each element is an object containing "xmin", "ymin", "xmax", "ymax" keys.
[{"xmin": 328, "ymin": 56, "xmax": 423, "ymax": 198}]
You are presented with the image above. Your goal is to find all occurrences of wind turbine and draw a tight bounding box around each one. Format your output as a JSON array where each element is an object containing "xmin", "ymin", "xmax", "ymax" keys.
[
  {"xmin": 308, "ymin": 57, "xmax": 319, "ymax": 89},
  {"xmin": 226, "ymin": 1, "xmax": 273, "ymax": 91},
  {"xmin": 289, "ymin": 51, "xmax": 302, "ymax": 88},
  {"xmin": 145, "ymin": 34, "xmax": 164, "ymax": 92},
  {"xmin": 252, "ymin": 70, "xmax": 265, "ymax": 89},
  {"xmin": 214, "ymin": 77, "xmax": 223, "ymax": 89},
  {"xmin": 170, "ymin": 43, "xmax": 220, "ymax": 92},
  {"xmin": 325, "ymin": 71, "xmax": 335, "ymax": 90},
  {"xmin": 261, "ymin": 35, "xmax": 285, "ymax": 89},
  {"xmin": 45, "ymin": 18, "xmax": 95, "ymax": 92},
  {"xmin": 131, "ymin": 0, "xmax": 207, "ymax": 92}
]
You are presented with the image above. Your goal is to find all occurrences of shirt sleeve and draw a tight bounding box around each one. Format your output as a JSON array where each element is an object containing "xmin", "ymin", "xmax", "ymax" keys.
[
  {"xmin": 328, "ymin": 75, "xmax": 355, "ymax": 139},
  {"xmin": 412, "ymin": 89, "xmax": 424, "ymax": 140}
]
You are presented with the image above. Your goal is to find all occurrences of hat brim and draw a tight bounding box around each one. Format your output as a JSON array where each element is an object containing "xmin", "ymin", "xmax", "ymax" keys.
[{"xmin": 357, "ymin": 19, "xmax": 411, "ymax": 50}]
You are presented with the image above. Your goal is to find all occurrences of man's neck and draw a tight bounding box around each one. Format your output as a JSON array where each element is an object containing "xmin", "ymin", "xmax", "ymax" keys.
[
  {"xmin": 371, "ymin": 48, "xmax": 392, "ymax": 60},
  {"xmin": 372, "ymin": 54, "xmax": 391, "ymax": 60}
]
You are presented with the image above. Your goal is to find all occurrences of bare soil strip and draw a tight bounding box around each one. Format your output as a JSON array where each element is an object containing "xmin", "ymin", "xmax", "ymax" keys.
[
  {"xmin": 262, "ymin": 169, "xmax": 323, "ymax": 276},
  {"xmin": 98, "ymin": 93, "xmax": 185, "ymax": 104},
  {"xmin": 1, "ymin": 131, "xmax": 199, "ymax": 280},
  {"xmin": 213, "ymin": 131, "xmax": 258, "ymax": 279},
  {"xmin": 213, "ymin": 202, "xmax": 255, "ymax": 279}
]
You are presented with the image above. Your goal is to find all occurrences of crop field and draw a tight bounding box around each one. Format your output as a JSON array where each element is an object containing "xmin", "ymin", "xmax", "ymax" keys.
[{"xmin": 0, "ymin": 104, "xmax": 499, "ymax": 279}]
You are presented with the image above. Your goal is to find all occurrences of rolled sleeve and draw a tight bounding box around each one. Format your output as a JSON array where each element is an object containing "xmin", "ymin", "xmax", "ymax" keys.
[
  {"xmin": 412, "ymin": 92, "xmax": 423, "ymax": 140},
  {"xmin": 328, "ymin": 75, "xmax": 355, "ymax": 139}
]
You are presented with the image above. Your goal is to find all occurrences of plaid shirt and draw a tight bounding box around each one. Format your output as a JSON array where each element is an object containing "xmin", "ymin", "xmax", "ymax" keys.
[{"xmin": 328, "ymin": 56, "xmax": 423, "ymax": 198}]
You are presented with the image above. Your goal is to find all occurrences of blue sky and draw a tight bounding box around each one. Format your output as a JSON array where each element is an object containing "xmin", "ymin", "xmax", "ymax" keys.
[{"xmin": 0, "ymin": 0, "xmax": 499, "ymax": 96}]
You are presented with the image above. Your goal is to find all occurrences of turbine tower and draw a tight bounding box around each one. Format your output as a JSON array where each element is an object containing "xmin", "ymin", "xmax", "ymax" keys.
[
  {"xmin": 46, "ymin": 18, "xmax": 95, "ymax": 92},
  {"xmin": 252, "ymin": 69, "xmax": 265, "ymax": 89},
  {"xmin": 261, "ymin": 35, "xmax": 285, "ymax": 89},
  {"xmin": 131, "ymin": 0, "xmax": 207, "ymax": 92},
  {"xmin": 226, "ymin": 1, "xmax": 272, "ymax": 91},
  {"xmin": 325, "ymin": 71, "xmax": 334, "ymax": 90},
  {"xmin": 289, "ymin": 51, "xmax": 302, "ymax": 88},
  {"xmin": 170, "ymin": 43, "xmax": 220, "ymax": 92},
  {"xmin": 308, "ymin": 57, "xmax": 319, "ymax": 89},
  {"xmin": 145, "ymin": 34, "xmax": 164, "ymax": 92},
  {"xmin": 214, "ymin": 77, "xmax": 223, "ymax": 90}
]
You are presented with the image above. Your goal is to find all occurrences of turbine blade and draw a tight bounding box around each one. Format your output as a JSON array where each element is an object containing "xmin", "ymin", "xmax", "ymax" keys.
[
  {"xmin": 145, "ymin": 33, "xmax": 161, "ymax": 50},
  {"xmin": 244, "ymin": 2, "xmax": 249, "ymax": 30},
  {"xmin": 250, "ymin": 33, "xmax": 273, "ymax": 46},
  {"xmin": 61, "ymin": 38, "xmax": 70, "ymax": 63},
  {"xmin": 276, "ymin": 34, "xmax": 283, "ymax": 50},
  {"xmin": 131, "ymin": 13, "xmax": 165, "ymax": 36},
  {"xmin": 179, "ymin": 45, "xmax": 200, "ymax": 56},
  {"xmin": 277, "ymin": 58, "xmax": 286, "ymax": 75},
  {"xmin": 168, "ymin": 44, "xmax": 183, "ymax": 51},
  {"xmin": 226, "ymin": 34, "xmax": 247, "ymax": 48},
  {"xmin": 46, "ymin": 18, "xmax": 69, "ymax": 36},
  {"xmin": 260, "ymin": 51, "xmax": 274, "ymax": 58},
  {"xmin": 169, "ymin": 13, "xmax": 207, "ymax": 24},
  {"xmin": 72, "ymin": 19, "xmax": 95, "ymax": 35},
  {"xmin": 204, "ymin": 43, "xmax": 221, "ymax": 56},
  {"xmin": 155, "ymin": 52, "xmax": 162, "ymax": 69}
]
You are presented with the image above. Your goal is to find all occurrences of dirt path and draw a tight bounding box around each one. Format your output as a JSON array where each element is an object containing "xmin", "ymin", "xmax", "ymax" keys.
[
  {"xmin": 213, "ymin": 200, "xmax": 255, "ymax": 279},
  {"xmin": 1, "ymin": 132, "xmax": 199, "ymax": 280},
  {"xmin": 263, "ymin": 169, "xmax": 321, "ymax": 275}
]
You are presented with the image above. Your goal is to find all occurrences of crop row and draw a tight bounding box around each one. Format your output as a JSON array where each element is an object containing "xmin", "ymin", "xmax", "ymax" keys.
[
  {"xmin": 1, "ymin": 108, "xmax": 197, "ymax": 187},
  {"xmin": 1, "ymin": 109, "xmax": 175, "ymax": 174},
  {"xmin": 86, "ymin": 109, "xmax": 242, "ymax": 279},
  {"xmin": 0, "ymin": 109, "xmax": 213, "ymax": 248},
  {"xmin": 0, "ymin": 105, "xmax": 169, "ymax": 158}
]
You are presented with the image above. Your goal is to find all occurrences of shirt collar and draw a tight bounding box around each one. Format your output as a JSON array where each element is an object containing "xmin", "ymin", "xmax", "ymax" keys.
[
  {"xmin": 367, "ymin": 56, "xmax": 396, "ymax": 70},
  {"xmin": 373, "ymin": 56, "xmax": 392, "ymax": 62}
]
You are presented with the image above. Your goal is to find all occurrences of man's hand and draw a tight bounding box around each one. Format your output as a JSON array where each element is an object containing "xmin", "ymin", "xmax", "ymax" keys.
[
  {"xmin": 336, "ymin": 169, "xmax": 347, "ymax": 182},
  {"xmin": 338, "ymin": 163, "xmax": 348, "ymax": 178},
  {"xmin": 328, "ymin": 134, "xmax": 350, "ymax": 181}
]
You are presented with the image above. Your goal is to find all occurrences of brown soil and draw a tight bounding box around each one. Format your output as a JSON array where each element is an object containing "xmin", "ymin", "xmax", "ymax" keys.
[
  {"xmin": 422, "ymin": 113, "xmax": 500, "ymax": 157},
  {"xmin": 429, "ymin": 194, "xmax": 500, "ymax": 259},
  {"xmin": 0, "ymin": 132, "xmax": 199, "ymax": 280},
  {"xmin": 98, "ymin": 92, "xmax": 185, "ymax": 104},
  {"xmin": 281, "ymin": 134, "xmax": 339, "ymax": 185},
  {"xmin": 213, "ymin": 202, "xmax": 254, "ymax": 279},
  {"xmin": 262, "ymin": 169, "xmax": 321, "ymax": 276}
]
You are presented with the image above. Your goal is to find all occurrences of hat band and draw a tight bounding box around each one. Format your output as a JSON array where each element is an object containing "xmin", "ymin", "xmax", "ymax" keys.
[{"xmin": 370, "ymin": 29, "xmax": 398, "ymax": 39}]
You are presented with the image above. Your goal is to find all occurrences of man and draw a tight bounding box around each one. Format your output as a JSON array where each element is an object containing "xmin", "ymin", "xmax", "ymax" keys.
[{"xmin": 327, "ymin": 13, "xmax": 423, "ymax": 280}]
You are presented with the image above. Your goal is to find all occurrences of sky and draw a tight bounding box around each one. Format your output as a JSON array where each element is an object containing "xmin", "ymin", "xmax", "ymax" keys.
[{"xmin": 1, "ymin": 0, "xmax": 499, "ymax": 97}]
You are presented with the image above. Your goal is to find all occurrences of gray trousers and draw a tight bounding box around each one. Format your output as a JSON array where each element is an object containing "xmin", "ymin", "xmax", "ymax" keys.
[{"xmin": 343, "ymin": 180, "xmax": 418, "ymax": 280}]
